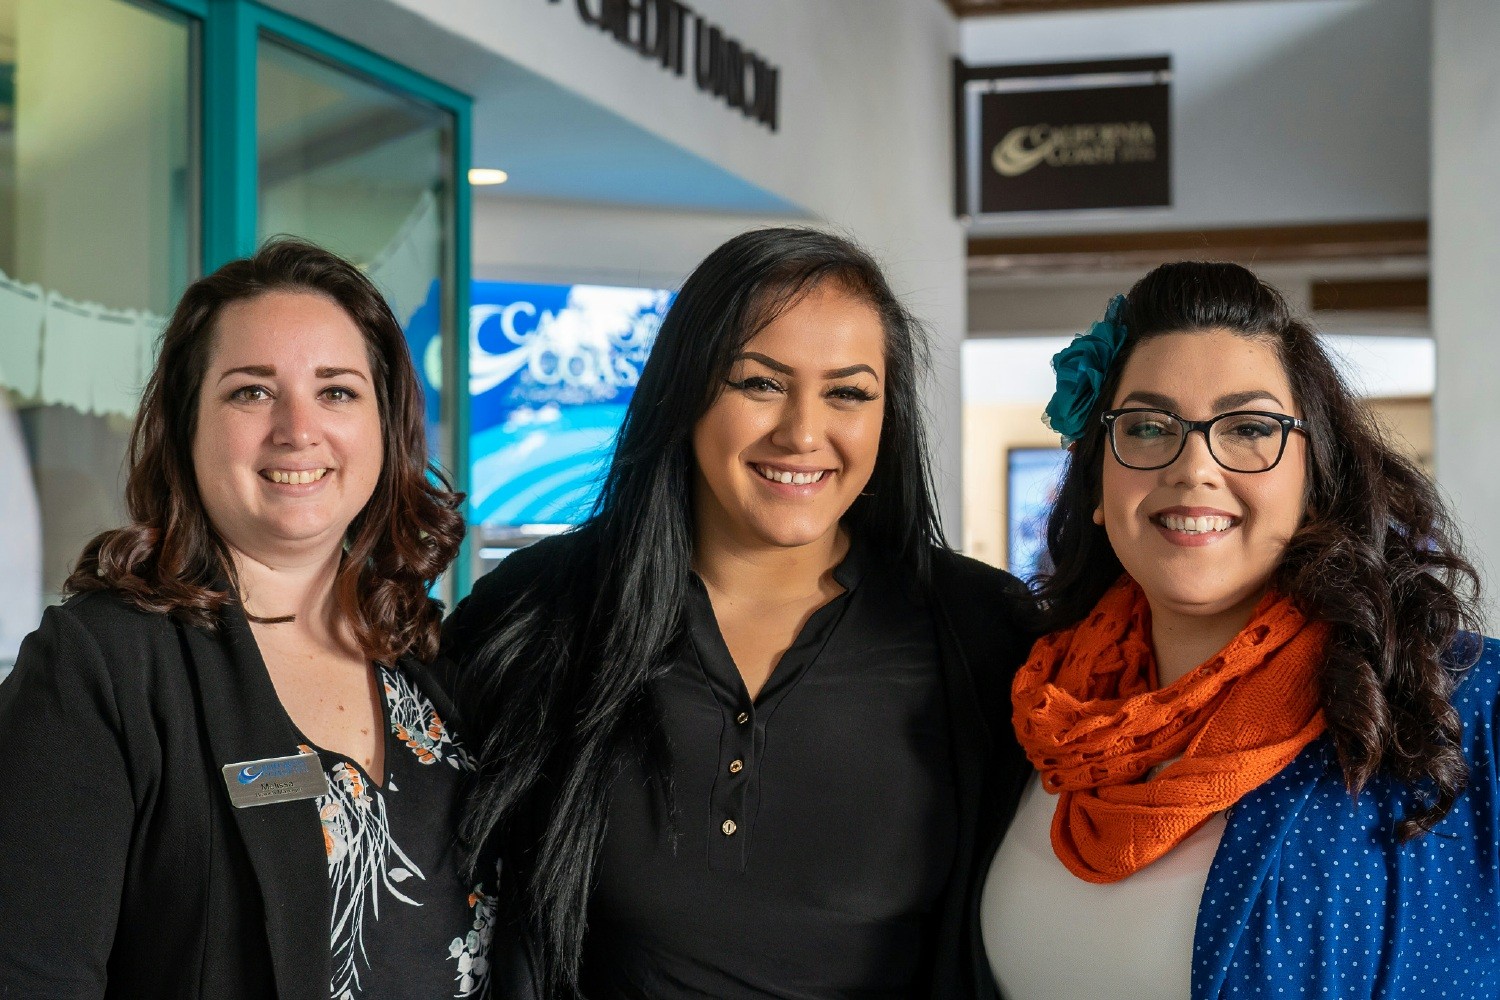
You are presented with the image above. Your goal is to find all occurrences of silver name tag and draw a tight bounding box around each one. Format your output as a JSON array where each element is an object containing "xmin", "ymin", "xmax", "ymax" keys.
[{"xmin": 222, "ymin": 751, "xmax": 330, "ymax": 809}]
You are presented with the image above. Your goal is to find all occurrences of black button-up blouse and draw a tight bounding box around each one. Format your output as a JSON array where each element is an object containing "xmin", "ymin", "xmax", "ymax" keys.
[{"xmin": 580, "ymin": 542, "xmax": 959, "ymax": 999}]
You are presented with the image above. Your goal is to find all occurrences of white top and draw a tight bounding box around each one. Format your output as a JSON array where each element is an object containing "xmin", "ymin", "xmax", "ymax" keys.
[{"xmin": 980, "ymin": 773, "xmax": 1226, "ymax": 1000}]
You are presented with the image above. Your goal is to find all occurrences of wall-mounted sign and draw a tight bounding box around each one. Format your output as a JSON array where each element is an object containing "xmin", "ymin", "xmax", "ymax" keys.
[
  {"xmin": 955, "ymin": 57, "xmax": 1171, "ymax": 217},
  {"xmin": 547, "ymin": 0, "xmax": 779, "ymax": 131},
  {"xmin": 467, "ymin": 280, "xmax": 674, "ymax": 529}
]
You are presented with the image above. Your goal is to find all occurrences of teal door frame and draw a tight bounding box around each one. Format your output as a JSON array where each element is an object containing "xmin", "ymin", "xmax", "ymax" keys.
[{"xmin": 134, "ymin": 0, "xmax": 474, "ymax": 595}]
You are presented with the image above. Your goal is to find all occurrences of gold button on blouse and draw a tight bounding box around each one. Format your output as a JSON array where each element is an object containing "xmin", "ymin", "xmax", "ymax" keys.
[
  {"xmin": 721, "ymin": 819, "xmax": 737, "ymax": 836},
  {"xmin": 729, "ymin": 759, "xmax": 744, "ymax": 774}
]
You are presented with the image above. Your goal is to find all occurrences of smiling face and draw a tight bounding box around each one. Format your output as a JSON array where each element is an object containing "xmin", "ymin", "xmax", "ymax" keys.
[
  {"xmin": 191, "ymin": 290, "xmax": 383, "ymax": 568},
  {"xmin": 1100, "ymin": 328, "xmax": 1308, "ymax": 624},
  {"xmin": 691, "ymin": 280, "xmax": 886, "ymax": 554}
]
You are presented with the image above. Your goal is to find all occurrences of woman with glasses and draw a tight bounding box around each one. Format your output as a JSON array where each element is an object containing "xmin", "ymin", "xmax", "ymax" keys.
[{"xmin": 980, "ymin": 261, "xmax": 1500, "ymax": 998}]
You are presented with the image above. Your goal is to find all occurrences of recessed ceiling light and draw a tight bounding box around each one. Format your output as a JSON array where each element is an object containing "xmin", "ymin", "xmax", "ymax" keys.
[{"xmin": 468, "ymin": 168, "xmax": 509, "ymax": 186}]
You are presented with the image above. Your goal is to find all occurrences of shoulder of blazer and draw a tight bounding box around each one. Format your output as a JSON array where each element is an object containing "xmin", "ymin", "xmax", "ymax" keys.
[
  {"xmin": 45, "ymin": 589, "xmax": 193, "ymax": 692},
  {"xmin": 13, "ymin": 591, "xmax": 187, "ymax": 780}
]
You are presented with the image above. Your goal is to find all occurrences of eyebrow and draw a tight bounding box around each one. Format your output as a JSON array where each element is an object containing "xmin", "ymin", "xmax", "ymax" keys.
[
  {"xmin": 1121, "ymin": 388, "xmax": 1287, "ymax": 411},
  {"xmin": 315, "ymin": 367, "xmax": 369, "ymax": 382},
  {"xmin": 216, "ymin": 365, "xmax": 370, "ymax": 383},
  {"xmin": 217, "ymin": 365, "xmax": 274, "ymax": 383},
  {"xmin": 736, "ymin": 351, "xmax": 880, "ymax": 382}
]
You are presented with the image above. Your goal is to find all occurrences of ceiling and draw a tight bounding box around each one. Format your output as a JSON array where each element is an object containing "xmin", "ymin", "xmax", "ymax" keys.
[{"xmin": 259, "ymin": 0, "xmax": 805, "ymax": 216}]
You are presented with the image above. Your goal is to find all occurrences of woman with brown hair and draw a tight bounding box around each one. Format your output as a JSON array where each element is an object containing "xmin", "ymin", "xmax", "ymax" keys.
[{"xmin": 0, "ymin": 238, "xmax": 490, "ymax": 1000}]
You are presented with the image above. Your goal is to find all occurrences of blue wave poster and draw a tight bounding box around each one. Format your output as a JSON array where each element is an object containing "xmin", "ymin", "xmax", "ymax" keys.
[{"xmin": 467, "ymin": 281, "xmax": 673, "ymax": 528}]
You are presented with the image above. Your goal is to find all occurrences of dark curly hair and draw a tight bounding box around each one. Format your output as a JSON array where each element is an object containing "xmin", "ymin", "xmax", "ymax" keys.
[
  {"xmin": 1036, "ymin": 260, "xmax": 1483, "ymax": 840},
  {"xmin": 66, "ymin": 236, "xmax": 464, "ymax": 664}
]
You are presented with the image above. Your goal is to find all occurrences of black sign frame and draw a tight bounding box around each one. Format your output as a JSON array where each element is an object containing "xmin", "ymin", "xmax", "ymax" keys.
[{"xmin": 954, "ymin": 56, "xmax": 1172, "ymax": 218}]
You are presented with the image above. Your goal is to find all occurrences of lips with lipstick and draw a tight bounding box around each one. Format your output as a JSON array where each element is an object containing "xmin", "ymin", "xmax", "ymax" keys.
[
  {"xmin": 753, "ymin": 463, "xmax": 830, "ymax": 487},
  {"xmin": 262, "ymin": 468, "xmax": 329, "ymax": 485}
]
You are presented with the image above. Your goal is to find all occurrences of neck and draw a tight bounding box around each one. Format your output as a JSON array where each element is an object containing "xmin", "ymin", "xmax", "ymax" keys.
[
  {"xmin": 693, "ymin": 525, "xmax": 849, "ymax": 604},
  {"xmin": 230, "ymin": 543, "xmax": 344, "ymax": 639},
  {"xmin": 1147, "ymin": 596, "xmax": 1260, "ymax": 688}
]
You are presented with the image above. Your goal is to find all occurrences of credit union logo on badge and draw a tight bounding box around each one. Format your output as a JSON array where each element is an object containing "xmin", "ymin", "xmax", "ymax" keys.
[{"xmin": 222, "ymin": 751, "xmax": 329, "ymax": 808}]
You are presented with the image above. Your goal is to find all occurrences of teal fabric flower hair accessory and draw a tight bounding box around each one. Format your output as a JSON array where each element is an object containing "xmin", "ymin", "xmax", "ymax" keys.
[{"xmin": 1042, "ymin": 294, "xmax": 1129, "ymax": 445}]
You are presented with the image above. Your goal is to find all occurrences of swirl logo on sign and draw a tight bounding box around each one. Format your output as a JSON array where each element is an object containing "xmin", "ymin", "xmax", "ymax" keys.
[
  {"xmin": 470, "ymin": 288, "xmax": 664, "ymax": 402},
  {"xmin": 993, "ymin": 121, "xmax": 1158, "ymax": 178}
]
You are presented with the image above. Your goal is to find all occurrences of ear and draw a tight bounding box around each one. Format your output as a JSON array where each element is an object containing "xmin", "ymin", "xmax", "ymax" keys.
[{"xmin": 1092, "ymin": 507, "xmax": 1105, "ymax": 526}]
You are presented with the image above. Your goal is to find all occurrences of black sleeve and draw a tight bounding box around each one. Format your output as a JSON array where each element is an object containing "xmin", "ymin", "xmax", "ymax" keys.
[
  {"xmin": 0, "ymin": 606, "xmax": 135, "ymax": 997},
  {"xmin": 439, "ymin": 532, "xmax": 582, "ymax": 666},
  {"xmin": 930, "ymin": 550, "xmax": 1041, "ymax": 751},
  {"xmin": 437, "ymin": 535, "xmax": 575, "ymax": 744}
]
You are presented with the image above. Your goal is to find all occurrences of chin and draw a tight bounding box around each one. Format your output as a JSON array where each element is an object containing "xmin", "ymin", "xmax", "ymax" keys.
[
  {"xmin": 1139, "ymin": 576, "xmax": 1268, "ymax": 619},
  {"xmin": 749, "ymin": 517, "xmax": 841, "ymax": 550},
  {"xmin": 263, "ymin": 516, "xmax": 347, "ymax": 546}
]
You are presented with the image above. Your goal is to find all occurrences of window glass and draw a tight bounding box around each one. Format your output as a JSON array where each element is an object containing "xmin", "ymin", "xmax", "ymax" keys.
[
  {"xmin": 0, "ymin": 0, "xmax": 196, "ymax": 673},
  {"xmin": 256, "ymin": 38, "xmax": 455, "ymax": 477}
]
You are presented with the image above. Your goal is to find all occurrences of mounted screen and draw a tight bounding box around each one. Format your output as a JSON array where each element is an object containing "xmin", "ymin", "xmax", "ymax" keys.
[
  {"xmin": 468, "ymin": 280, "xmax": 674, "ymax": 532},
  {"xmin": 1007, "ymin": 446, "xmax": 1069, "ymax": 584}
]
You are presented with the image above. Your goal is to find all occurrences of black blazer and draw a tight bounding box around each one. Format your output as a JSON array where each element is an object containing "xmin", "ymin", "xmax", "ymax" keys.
[
  {"xmin": 442, "ymin": 533, "xmax": 1037, "ymax": 1000},
  {"xmin": 0, "ymin": 590, "xmax": 457, "ymax": 1000}
]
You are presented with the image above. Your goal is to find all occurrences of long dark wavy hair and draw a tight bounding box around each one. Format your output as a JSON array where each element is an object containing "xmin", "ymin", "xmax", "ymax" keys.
[
  {"xmin": 67, "ymin": 236, "xmax": 464, "ymax": 664},
  {"xmin": 1037, "ymin": 260, "xmax": 1482, "ymax": 840},
  {"xmin": 454, "ymin": 227, "xmax": 947, "ymax": 996}
]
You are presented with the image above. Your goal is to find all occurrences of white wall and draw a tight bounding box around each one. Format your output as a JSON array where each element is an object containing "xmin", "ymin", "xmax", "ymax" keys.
[
  {"xmin": 961, "ymin": 0, "xmax": 1429, "ymax": 236},
  {"xmin": 1432, "ymin": 0, "xmax": 1500, "ymax": 629},
  {"xmin": 267, "ymin": 0, "xmax": 971, "ymax": 536},
  {"xmin": 471, "ymin": 197, "xmax": 804, "ymax": 290}
]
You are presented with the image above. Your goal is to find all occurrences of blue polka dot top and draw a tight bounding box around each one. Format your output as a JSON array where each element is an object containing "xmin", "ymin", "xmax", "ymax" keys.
[{"xmin": 1192, "ymin": 636, "xmax": 1500, "ymax": 998}]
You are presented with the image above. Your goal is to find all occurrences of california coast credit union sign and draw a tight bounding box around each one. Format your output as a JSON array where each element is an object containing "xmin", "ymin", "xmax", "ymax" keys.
[
  {"xmin": 956, "ymin": 57, "xmax": 1171, "ymax": 215},
  {"xmin": 547, "ymin": 0, "xmax": 780, "ymax": 131}
]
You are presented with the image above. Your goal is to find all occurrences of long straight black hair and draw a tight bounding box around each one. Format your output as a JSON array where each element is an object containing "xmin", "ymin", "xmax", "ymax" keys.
[
  {"xmin": 1037, "ymin": 261, "xmax": 1482, "ymax": 841},
  {"xmin": 454, "ymin": 227, "xmax": 947, "ymax": 996}
]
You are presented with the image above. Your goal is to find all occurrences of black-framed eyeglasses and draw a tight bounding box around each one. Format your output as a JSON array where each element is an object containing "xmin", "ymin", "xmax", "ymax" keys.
[{"xmin": 1100, "ymin": 407, "xmax": 1310, "ymax": 473}]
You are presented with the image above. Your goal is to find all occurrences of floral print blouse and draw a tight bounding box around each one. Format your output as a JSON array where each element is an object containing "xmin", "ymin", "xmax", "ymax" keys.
[{"xmin": 301, "ymin": 664, "xmax": 493, "ymax": 1000}]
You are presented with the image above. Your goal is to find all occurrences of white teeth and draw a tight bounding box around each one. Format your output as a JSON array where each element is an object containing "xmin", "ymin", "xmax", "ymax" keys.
[
  {"xmin": 1158, "ymin": 513, "xmax": 1233, "ymax": 534},
  {"xmin": 266, "ymin": 468, "xmax": 328, "ymax": 485},
  {"xmin": 755, "ymin": 465, "xmax": 826, "ymax": 486}
]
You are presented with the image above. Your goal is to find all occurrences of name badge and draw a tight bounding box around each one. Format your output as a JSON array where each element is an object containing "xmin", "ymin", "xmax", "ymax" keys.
[{"xmin": 222, "ymin": 751, "xmax": 330, "ymax": 809}]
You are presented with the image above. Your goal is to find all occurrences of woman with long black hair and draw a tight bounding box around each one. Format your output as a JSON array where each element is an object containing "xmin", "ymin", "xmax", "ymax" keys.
[{"xmin": 442, "ymin": 227, "xmax": 1034, "ymax": 999}]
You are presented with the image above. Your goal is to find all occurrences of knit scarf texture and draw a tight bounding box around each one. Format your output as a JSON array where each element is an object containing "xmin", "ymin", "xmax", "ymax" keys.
[{"xmin": 1011, "ymin": 576, "xmax": 1328, "ymax": 884}]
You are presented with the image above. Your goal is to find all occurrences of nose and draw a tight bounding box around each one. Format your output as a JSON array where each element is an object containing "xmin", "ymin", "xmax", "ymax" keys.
[
  {"xmin": 769, "ymin": 389, "xmax": 823, "ymax": 453},
  {"xmin": 1165, "ymin": 426, "xmax": 1220, "ymax": 487},
  {"xmin": 271, "ymin": 393, "xmax": 320, "ymax": 449}
]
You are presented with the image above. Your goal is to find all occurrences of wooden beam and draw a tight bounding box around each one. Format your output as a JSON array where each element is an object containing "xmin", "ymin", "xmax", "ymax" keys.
[
  {"xmin": 968, "ymin": 220, "xmax": 1429, "ymax": 274},
  {"xmin": 1311, "ymin": 277, "xmax": 1429, "ymax": 312}
]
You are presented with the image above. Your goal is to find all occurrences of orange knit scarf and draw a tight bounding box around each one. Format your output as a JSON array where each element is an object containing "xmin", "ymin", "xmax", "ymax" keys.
[{"xmin": 1011, "ymin": 577, "xmax": 1329, "ymax": 884}]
